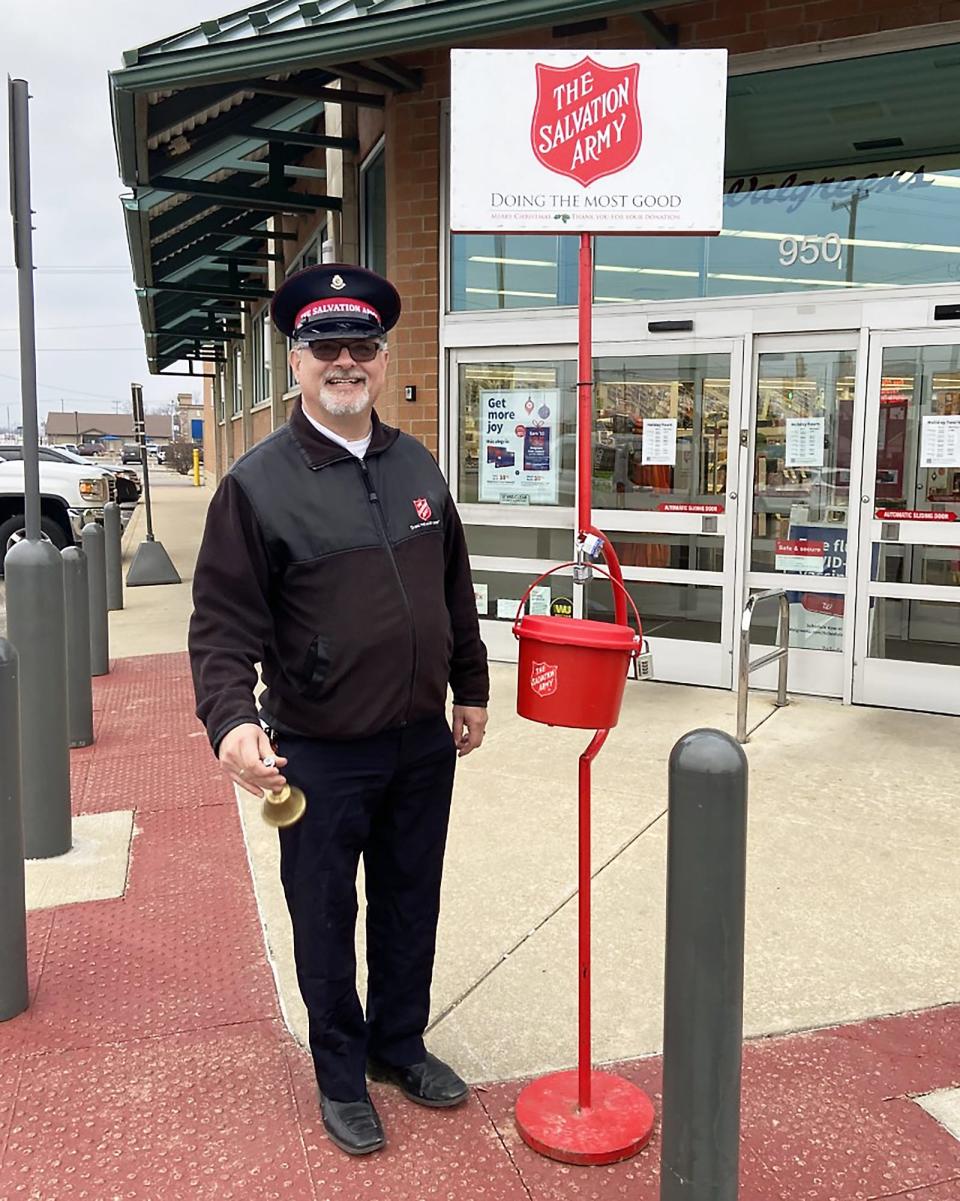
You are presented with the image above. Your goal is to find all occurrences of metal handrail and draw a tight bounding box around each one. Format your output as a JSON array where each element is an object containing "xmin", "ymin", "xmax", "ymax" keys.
[{"xmin": 737, "ymin": 589, "xmax": 789, "ymax": 743}]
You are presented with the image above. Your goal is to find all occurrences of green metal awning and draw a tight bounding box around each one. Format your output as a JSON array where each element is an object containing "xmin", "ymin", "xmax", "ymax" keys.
[{"xmin": 109, "ymin": 0, "xmax": 674, "ymax": 373}]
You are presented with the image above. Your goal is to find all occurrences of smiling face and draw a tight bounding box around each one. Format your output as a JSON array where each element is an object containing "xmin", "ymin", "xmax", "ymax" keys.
[{"xmin": 290, "ymin": 339, "xmax": 389, "ymax": 423}]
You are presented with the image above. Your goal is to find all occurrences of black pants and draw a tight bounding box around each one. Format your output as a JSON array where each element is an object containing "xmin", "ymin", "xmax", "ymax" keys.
[{"xmin": 275, "ymin": 715, "xmax": 457, "ymax": 1102}]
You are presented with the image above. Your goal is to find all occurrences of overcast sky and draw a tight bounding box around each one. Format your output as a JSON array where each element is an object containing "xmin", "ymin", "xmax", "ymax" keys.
[{"xmin": 1, "ymin": 2, "xmax": 227, "ymax": 433}]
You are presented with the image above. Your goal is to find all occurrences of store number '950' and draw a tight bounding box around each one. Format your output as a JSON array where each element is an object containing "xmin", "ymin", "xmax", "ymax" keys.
[{"xmin": 778, "ymin": 233, "xmax": 843, "ymax": 268}]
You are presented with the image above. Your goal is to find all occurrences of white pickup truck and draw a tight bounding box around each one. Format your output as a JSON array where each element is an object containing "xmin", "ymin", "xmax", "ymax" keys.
[{"xmin": 0, "ymin": 452, "xmax": 120, "ymax": 574}]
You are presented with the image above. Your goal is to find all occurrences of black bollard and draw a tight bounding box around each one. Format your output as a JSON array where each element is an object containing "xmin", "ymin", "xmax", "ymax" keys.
[
  {"xmin": 5, "ymin": 539, "xmax": 72, "ymax": 860},
  {"xmin": 62, "ymin": 546, "xmax": 94, "ymax": 747},
  {"xmin": 660, "ymin": 728, "xmax": 748, "ymax": 1201},
  {"xmin": 104, "ymin": 501, "xmax": 123, "ymax": 611},
  {"xmin": 0, "ymin": 639, "xmax": 28, "ymax": 1020},
  {"xmin": 82, "ymin": 522, "xmax": 109, "ymax": 676}
]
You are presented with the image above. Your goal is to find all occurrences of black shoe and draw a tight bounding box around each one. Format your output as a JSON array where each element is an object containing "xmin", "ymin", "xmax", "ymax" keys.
[
  {"xmin": 319, "ymin": 1092, "xmax": 385, "ymax": 1155},
  {"xmin": 367, "ymin": 1051, "xmax": 468, "ymax": 1108}
]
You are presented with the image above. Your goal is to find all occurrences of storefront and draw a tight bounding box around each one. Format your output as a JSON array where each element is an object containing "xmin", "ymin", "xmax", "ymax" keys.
[
  {"xmin": 439, "ymin": 42, "xmax": 960, "ymax": 715},
  {"xmin": 447, "ymin": 288, "xmax": 960, "ymax": 714},
  {"xmin": 109, "ymin": 4, "xmax": 960, "ymax": 714}
]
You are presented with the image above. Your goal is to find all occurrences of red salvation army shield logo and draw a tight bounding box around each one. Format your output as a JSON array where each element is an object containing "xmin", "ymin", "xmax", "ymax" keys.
[
  {"xmin": 413, "ymin": 497, "xmax": 432, "ymax": 521},
  {"xmin": 531, "ymin": 661, "xmax": 558, "ymax": 697},
  {"xmin": 531, "ymin": 57, "xmax": 642, "ymax": 187}
]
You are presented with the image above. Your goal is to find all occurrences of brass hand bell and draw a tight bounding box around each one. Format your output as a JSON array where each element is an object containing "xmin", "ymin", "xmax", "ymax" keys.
[{"xmin": 259, "ymin": 755, "xmax": 307, "ymax": 828}]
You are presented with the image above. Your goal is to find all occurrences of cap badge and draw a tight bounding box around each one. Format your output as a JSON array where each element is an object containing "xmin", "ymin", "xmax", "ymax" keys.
[{"xmin": 330, "ymin": 274, "xmax": 347, "ymax": 291}]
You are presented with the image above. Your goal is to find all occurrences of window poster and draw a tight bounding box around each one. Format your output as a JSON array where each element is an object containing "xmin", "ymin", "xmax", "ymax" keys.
[
  {"xmin": 785, "ymin": 417, "xmax": 825, "ymax": 468},
  {"xmin": 529, "ymin": 585, "xmax": 551, "ymax": 616},
  {"xmin": 480, "ymin": 390, "xmax": 559, "ymax": 504},
  {"xmin": 641, "ymin": 418, "xmax": 677, "ymax": 466},
  {"xmin": 473, "ymin": 583, "xmax": 489, "ymax": 615},
  {"xmin": 920, "ymin": 415, "xmax": 960, "ymax": 468}
]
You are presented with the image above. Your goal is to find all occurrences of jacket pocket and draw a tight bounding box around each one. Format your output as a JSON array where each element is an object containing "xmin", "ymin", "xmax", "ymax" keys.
[{"xmin": 300, "ymin": 634, "xmax": 332, "ymax": 699}]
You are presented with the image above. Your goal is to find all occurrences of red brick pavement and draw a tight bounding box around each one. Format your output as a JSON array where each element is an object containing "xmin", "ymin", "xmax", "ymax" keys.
[{"xmin": 0, "ymin": 653, "xmax": 958, "ymax": 1199}]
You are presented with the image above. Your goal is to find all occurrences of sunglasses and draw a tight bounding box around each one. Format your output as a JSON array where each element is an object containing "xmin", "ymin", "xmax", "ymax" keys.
[{"xmin": 300, "ymin": 339, "xmax": 383, "ymax": 363}]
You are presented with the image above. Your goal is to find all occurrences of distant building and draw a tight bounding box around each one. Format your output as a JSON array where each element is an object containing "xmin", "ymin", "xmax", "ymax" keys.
[
  {"xmin": 44, "ymin": 412, "xmax": 173, "ymax": 446},
  {"xmin": 172, "ymin": 392, "xmax": 204, "ymax": 444}
]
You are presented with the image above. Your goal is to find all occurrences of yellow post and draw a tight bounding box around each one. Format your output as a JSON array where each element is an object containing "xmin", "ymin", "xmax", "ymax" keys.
[{"xmin": 192, "ymin": 448, "xmax": 201, "ymax": 487}]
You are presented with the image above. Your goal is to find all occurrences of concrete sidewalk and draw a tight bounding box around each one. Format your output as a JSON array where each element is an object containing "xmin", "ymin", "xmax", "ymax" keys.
[{"xmin": 1, "ymin": 477, "xmax": 958, "ymax": 1199}]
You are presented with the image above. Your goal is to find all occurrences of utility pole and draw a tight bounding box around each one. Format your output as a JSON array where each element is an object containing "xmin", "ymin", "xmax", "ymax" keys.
[
  {"xmin": 832, "ymin": 185, "xmax": 870, "ymax": 285},
  {"xmin": 5, "ymin": 78, "xmax": 72, "ymax": 858}
]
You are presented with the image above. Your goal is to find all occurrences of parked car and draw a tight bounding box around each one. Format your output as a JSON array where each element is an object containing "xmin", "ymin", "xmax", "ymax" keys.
[
  {"xmin": 76, "ymin": 441, "xmax": 106, "ymax": 456},
  {"xmin": 0, "ymin": 450, "xmax": 118, "ymax": 574},
  {"xmin": 1, "ymin": 443, "xmax": 140, "ymax": 541},
  {"xmin": 120, "ymin": 443, "xmax": 142, "ymax": 464}
]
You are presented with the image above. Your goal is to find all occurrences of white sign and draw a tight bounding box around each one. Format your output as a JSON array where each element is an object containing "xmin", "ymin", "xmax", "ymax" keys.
[
  {"xmin": 473, "ymin": 583, "xmax": 489, "ymax": 615},
  {"xmin": 497, "ymin": 598, "xmax": 520, "ymax": 620},
  {"xmin": 479, "ymin": 389, "xmax": 559, "ymax": 504},
  {"xmin": 785, "ymin": 417, "xmax": 825, "ymax": 468},
  {"xmin": 529, "ymin": 586, "xmax": 552, "ymax": 616},
  {"xmin": 450, "ymin": 49, "xmax": 727, "ymax": 233},
  {"xmin": 641, "ymin": 418, "xmax": 677, "ymax": 466},
  {"xmin": 775, "ymin": 539, "xmax": 826, "ymax": 574},
  {"xmin": 920, "ymin": 415, "xmax": 960, "ymax": 468}
]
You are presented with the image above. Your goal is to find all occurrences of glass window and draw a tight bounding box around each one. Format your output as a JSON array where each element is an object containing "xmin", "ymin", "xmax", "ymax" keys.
[
  {"xmin": 250, "ymin": 308, "xmax": 272, "ymax": 405},
  {"xmin": 449, "ymin": 162, "xmax": 960, "ymax": 310},
  {"xmin": 604, "ymin": 530, "xmax": 724, "ymax": 572},
  {"xmin": 586, "ymin": 579, "xmax": 723, "ymax": 643},
  {"xmin": 232, "ymin": 345, "xmax": 243, "ymax": 415},
  {"xmin": 875, "ymin": 345, "xmax": 960, "ymax": 517},
  {"xmin": 873, "ymin": 544, "xmax": 960, "ymax": 587},
  {"xmin": 751, "ymin": 350, "xmax": 856, "ymax": 575},
  {"xmin": 748, "ymin": 586, "xmax": 846, "ymax": 653},
  {"xmin": 868, "ymin": 598, "xmax": 960, "ymax": 666},
  {"xmin": 451, "ymin": 235, "xmax": 577, "ymax": 310},
  {"xmin": 292, "ymin": 234, "xmax": 322, "ymax": 273},
  {"xmin": 362, "ymin": 144, "xmax": 387, "ymax": 278},
  {"xmin": 457, "ymin": 360, "xmax": 577, "ymax": 506},
  {"xmin": 464, "ymin": 525, "xmax": 572, "ymax": 559},
  {"xmin": 471, "ymin": 568, "xmax": 575, "ymax": 621},
  {"xmin": 593, "ymin": 354, "xmax": 731, "ymax": 513}
]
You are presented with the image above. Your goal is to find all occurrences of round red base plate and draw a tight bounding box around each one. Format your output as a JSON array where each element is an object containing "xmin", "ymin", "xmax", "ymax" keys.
[{"xmin": 515, "ymin": 1070, "xmax": 655, "ymax": 1165}]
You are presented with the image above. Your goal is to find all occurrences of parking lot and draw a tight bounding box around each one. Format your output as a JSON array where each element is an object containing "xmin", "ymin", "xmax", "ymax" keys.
[{"xmin": 0, "ymin": 460, "xmax": 197, "ymax": 637}]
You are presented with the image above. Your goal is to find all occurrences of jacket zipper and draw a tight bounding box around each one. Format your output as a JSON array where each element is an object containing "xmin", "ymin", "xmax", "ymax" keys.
[{"xmin": 358, "ymin": 457, "xmax": 417, "ymax": 727}]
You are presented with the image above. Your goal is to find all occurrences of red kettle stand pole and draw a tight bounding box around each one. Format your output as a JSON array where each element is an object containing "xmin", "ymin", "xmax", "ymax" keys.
[{"xmin": 514, "ymin": 234, "xmax": 655, "ymax": 1165}]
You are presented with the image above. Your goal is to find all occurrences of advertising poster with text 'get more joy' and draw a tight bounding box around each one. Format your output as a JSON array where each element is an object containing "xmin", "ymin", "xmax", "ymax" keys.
[{"xmin": 479, "ymin": 390, "xmax": 559, "ymax": 504}]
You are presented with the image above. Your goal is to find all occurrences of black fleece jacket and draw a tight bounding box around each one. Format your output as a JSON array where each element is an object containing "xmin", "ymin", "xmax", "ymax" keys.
[{"xmin": 188, "ymin": 401, "xmax": 489, "ymax": 752}]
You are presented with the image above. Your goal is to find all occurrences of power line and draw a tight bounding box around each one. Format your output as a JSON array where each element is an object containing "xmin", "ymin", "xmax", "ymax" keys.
[
  {"xmin": 0, "ymin": 370, "xmax": 134, "ymax": 404},
  {"xmin": 0, "ymin": 323, "xmax": 142, "ymax": 332},
  {"xmin": 0, "ymin": 266, "xmax": 131, "ymax": 273},
  {"xmin": 0, "ymin": 348, "xmax": 145, "ymax": 353}
]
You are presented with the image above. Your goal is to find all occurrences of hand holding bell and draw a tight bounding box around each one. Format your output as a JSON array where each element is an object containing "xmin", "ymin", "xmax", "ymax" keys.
[{"xmin": 259, "ymin": 756, "xmax": 307, "ymax": 828}]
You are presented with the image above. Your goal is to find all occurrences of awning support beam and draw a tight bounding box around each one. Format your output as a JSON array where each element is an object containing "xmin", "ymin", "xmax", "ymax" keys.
[{"xmin": 633, "ymin": 9, "xmax": 678, "ymax": 47}]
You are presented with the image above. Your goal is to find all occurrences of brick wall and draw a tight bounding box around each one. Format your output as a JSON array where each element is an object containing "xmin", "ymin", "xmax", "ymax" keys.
[
  {"xmin": 382, "ymin": 51, "xmax": 446, "ymax": 453},
  {"xmin": 251, "ymin": 407, "xmax": 272, "ymax": 444},
  {"xmin": 228, "ymin": 418, "xmax": 244, "ymax": 463},
  {"xmin": 658, "ymin": 0, "xmax": 958, "ymax": 53}
]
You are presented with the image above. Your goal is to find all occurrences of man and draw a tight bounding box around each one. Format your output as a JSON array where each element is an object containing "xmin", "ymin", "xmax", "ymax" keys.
[{"xmin": 188, "ymin": 263, "xmax": 489, "ymax": 1156}]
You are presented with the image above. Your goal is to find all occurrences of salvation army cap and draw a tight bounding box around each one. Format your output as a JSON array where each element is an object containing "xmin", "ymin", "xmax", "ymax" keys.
[{"xmin": 271, "ymin": 263, "xmax": 402, "ymax": 342}]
